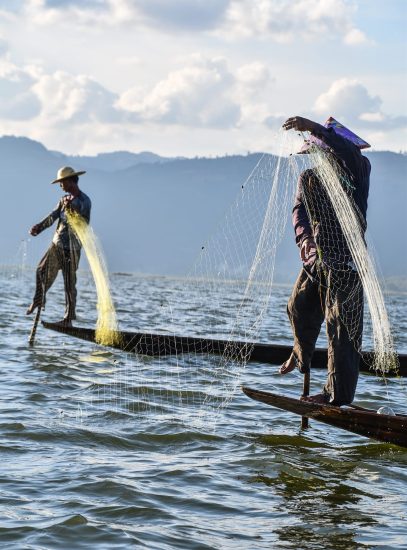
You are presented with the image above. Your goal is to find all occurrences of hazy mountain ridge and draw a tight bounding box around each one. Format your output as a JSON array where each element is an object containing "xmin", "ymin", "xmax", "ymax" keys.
[{"xmin": 1, "ymin": 136, "xmax": 405, "ymax": 286}]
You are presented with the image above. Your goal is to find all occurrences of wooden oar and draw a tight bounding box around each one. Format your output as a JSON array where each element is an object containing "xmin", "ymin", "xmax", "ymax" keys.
[
  {"xmin": 28, "ymin": 282, "xmax": 45, "ymax": 347},
  {"xmin": 301, "ymin": 371, "xmax": 310, "ymax": 429},
  {"xmin": 28, "ymin": 306, "xmax": 42, "ymax": 346}
]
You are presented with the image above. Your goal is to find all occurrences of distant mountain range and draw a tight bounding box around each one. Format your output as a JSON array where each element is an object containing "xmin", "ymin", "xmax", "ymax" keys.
[{"xmin": 1, "ymin": 135, "xmax": 406, "ymax": 288}]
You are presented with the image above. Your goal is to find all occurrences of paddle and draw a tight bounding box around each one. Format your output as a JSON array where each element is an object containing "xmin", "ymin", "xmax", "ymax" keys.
[
  {"xmin": 28, "ymin": 281, "xmax": 45, "ymax": 347},
  {"xmin": 28, "ymin": 306, "xmax": 42, "ymax": 346},
  {"xmin": 301, "ymin": 371, "xmax": 310, "ymax": 429}
]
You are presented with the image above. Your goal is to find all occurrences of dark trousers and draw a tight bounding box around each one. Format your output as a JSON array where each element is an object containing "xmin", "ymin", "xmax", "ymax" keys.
[
  {"xmin": 31, "ymin": 244, "xmax": 80, "ymax": 321},
  {"xmin": 287, "ymin": 267, "xmax": 363, "ymax": 405}
]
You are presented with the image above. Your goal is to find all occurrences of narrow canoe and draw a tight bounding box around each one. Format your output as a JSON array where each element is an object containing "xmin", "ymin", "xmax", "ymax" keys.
[
  {"xmin": 41, "ymin": 321, "xmax": 407, "ymax": 377},
  {"xmin": 242, "ymin": 386, "xmax": 407, "ymax": 448}
]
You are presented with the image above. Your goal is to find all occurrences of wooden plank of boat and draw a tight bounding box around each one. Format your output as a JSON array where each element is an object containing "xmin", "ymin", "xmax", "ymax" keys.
[
  {"xmin": 242, "ymin": 386, "xmax": 407, "ymax": 448},
  {"xmin": 42, "ymin": 321, "xmax": 407, "ymax": 377}
]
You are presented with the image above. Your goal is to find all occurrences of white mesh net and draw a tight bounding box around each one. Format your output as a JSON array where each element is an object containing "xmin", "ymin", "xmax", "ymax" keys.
[
  {"xmin": 292, "ymin": 145, "xmax": 398, "ymax": 375},
  {"xmin": 5, "ymin": 128, "xmax": 399, "ymax": 425}
]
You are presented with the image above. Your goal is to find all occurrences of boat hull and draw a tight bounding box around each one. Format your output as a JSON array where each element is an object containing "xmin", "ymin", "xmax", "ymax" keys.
[
  {"xmin": 242, "ymin": 386, "xmax": 407, "ymax": 448},
  {"xmin": 41, "ymin": 321, "xmax": 407, "ymax": 377}
]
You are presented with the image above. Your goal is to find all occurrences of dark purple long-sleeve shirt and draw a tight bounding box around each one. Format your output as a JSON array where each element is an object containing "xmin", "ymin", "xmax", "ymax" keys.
[{"xmin": 292, "ymin": 123, "xmax": 371, "ymax": 266}]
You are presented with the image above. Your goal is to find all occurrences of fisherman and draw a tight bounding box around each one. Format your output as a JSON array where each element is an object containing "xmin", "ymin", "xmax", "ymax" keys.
[
  {"xmin": 26, "ymin": 166, "xmax": 91, "ymax": 327},
  {"xmin": 281, "ymin": 116, "xmax": 371, "ymax": 405}
]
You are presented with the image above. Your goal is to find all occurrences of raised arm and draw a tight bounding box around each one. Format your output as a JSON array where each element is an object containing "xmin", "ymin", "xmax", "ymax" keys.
[{"xmin": 283, "ymin": 115, "xmax": 362, "ymax": 176}]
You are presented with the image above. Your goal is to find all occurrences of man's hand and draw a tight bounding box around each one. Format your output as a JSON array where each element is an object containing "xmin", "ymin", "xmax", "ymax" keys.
[
  {"xmin": 62, "ymin": 195, "xmax": 79, "ymax": 213},
  {"xmin": 283, "ymin": 116, "xmax": 317, "ymax": 133},
  {"xmin": 62, "ymin": 195, "xmax": 73, "ymax": 209},
  {"xmin": 29, "ymin": 224, "xmax": 40, "ymax": 236},
  {"xmin": 300, "ymin": 238, "xmax": 317, "ymax": 262}
]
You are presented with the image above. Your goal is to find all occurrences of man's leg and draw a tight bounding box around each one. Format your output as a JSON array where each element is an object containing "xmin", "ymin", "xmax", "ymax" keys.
[
  {"xmin": 323, "ymin": 276, "xmax": 363, "ymax": 406},
  {"xmin": 60, "ymin": 247, "xmax": 80, "ymax": 322},
  {"xmin": 27, "ymin": 245, "xmax": 60, "ymax": 314},
  {"xmin": 284, "ymin": 269, "xmax": 325, "ymax": 374}
]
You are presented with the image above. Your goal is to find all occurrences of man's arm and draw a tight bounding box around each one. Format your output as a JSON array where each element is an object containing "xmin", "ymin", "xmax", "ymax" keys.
[
  {"xmin": 292, "ymin": 171, "xmax": 317, "ymax": 263},
  {"xmin": 283, "ymin": 116, "xmax": 358, "ymax": 173},
  {"xmin": 29, "ymin": 201, "xmax": 62, "ymax": 236},
  {"xmin": 283, "ymin": 116, "xmax": 321, "ymax": 134}
]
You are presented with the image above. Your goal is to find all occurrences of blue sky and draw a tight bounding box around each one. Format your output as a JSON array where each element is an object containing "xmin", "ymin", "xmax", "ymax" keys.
[{"xmin": 0, "ymin": 0, "xmax": 405, "ymax": 156}]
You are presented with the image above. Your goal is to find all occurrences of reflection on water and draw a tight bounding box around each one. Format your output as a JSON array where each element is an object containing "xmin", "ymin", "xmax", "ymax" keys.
[{"xmin": 0, "ymin": 268, "xmax": 406, "ymax": 549}]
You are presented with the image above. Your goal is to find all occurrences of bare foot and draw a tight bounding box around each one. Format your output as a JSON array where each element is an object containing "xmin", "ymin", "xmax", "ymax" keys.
[
  {"xmin": 26, "ymin": 303, "xmax": 37, "ymax": 315},
  {"xmin": 301, "ymin": 393, "xmax": 330, "ymax": 405},
  {"xmin": 279, "ymin": 353, "xmax": 297, "ymax": 375}
]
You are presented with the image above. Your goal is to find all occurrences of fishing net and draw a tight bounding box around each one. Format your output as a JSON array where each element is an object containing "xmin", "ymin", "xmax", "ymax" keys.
[
  {"xmin": 293, "ymin": 146, "xmax": 398, "ymax": 375},
  {"xmin": 6, "ymin": 128, "xmax": 399, "ymax": 425},
  {"xmin": 66, "ymin": 129, "xmax": 399, "ymax": 425},
  {"xmin": 63, "ymin": 131, "xmax": 299, "ymax": 425},
  {"xmin": 66, "ymin": 210, "xmax": 121, "ymax": 347}
]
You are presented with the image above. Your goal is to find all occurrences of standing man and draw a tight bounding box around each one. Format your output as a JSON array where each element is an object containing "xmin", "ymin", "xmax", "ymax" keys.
[
  {"xmin": 26, "ymin": 166, "xmax": 91, "ymax": 326},
  {"xmin": 281, "ymin": 116, "xmax": 371, "ymax": 406}
]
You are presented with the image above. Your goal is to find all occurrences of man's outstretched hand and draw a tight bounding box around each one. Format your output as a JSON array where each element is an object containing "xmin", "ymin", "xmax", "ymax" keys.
[
  {"xmin": 29, "ymin": 224, "xmax": 40, "ymax": 236},
  {"xmin": 283, "ymin": 116, "xmax": 317, "ymax": 133}
]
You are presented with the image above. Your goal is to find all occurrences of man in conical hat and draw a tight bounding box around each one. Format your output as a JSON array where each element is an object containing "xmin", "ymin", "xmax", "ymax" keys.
[
  {"xmin": 281, "ymin": 116, "xmax": 371, "ymax": 406},
  {"xmin": 26, "ymin": 166, "xmax": 91, "ymax": 326}
]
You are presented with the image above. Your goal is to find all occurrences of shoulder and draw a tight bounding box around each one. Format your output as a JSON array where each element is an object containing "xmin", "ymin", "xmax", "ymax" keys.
[
  {"xmin": 78, "ymin": 191, "xmax": 91, "ymax": 204},
  {"xmin": 362, "ymin": 154, "xmax": 371, "ymax": 170}
]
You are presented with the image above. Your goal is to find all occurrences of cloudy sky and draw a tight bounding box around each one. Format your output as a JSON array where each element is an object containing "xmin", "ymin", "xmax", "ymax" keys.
[{"xmin": 0, "ymin": 0, "xmax": 405, "ymax": 156}]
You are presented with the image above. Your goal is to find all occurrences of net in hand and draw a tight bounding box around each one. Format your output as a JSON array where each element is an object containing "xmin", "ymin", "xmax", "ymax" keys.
[
  {"xmin": 16, "ymin": 129, "xmax": 398, "ymax": 425},
  {"xmin": 66, "ymin": 210, "xmax": 121, "ymax": 347},
  {"xmin": 292, "ymin": 145, "xmax": 398, "ymax": 375}
]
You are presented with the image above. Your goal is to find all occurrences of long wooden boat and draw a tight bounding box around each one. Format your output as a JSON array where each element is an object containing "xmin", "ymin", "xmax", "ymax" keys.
[
  {"xmin": 42, "ymin": 321, "xmax": 407, "ymax": 377},
  {"xmin": 242, "ymin": 386, "xmax": 407, "ymax": 448}
]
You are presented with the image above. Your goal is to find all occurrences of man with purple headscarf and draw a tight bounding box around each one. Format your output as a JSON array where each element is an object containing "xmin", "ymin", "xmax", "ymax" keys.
[{"xmin": 280, "ymin": 116, "xmax": 371, "ymax": 406}]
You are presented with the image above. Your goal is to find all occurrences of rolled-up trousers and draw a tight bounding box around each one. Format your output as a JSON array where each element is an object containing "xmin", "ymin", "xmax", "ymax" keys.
[
  {"xmin": 287, "ymin": 267, "xmax": 363, "ymax": 406},
  {"xmin": 30, "ymin": 243, "xmax": 81, "ymax": 321}
]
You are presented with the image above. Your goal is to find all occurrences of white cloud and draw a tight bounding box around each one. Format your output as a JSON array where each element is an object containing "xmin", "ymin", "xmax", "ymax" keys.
[
  {"xmin": 236, "ymin": 62, "xmax": 270, "ymax": 89},
  {"xmin": 0, "ymin": 53, "xmax": 274, "ymax": 141},
  {"xmin": 359, "ymin": 112, "xmax": 407, "ymax": 131},
  {"xmin": 11, "ymin": 0, "xmax": 369, "ymax": 45},
  {"xmin": 32, "ymin": 70, "xmax": 121, "ymax": 124},
  {"xmin": 21, "ymin": 0, "xmax": 129, "ymax": 26},
  {"xmin": 0, "ymin": 14, "xmax": 403, "ymax": 157},
  {"xmin": 234, "ymin": 62, "xmax": 275, "ymax": 125},
  {"xmin": 0, "ymin": 46, "xmax": 288, "ymax": 155},
  {"xmin": 116, "ymin": 56, "xmax": 241, "ymax": 128},
  {"xmin": 0, "ymin": 59, "xmax": 41, "ymax": 120},
  {"xmin": 116, "ymin": 55, "xmax": 142, "ymax": 67},
  {"xmin": 0, "ymin": 56, "xmax": 124, "ymax": 127},
  {"xmin": 359, "ymin": 112, "xmax": 384, "ymax": 123},
  {"xmin": 0, "ymin": 53, "xmax": 277, "ymax": 152},
  {"xmin": 313, "ymin": 78, "xmax": 381, "ymax": 120},
  {"xmin": 21, "ymin": 0, "xmax": 229, "ymax": 29},
  {"xmin": 221, "ymin": 0, "xmax": 367, "ymax": 43},
  {"xmin": 344, "ymin": 28, "xmax": 369, "ymax": 45},
  {"xmin": 313, "ymin": 78, "xmax": 407, "ymax": 136},
  {"xmin": 116, "ymin": 57, "xmax": 278, "ymax": 129}
]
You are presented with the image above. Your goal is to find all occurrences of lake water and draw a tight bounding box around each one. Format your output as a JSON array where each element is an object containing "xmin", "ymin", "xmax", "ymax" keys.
[{"xmin": 1, "ymin": 267, "xmax": 406, "ymax": 549}]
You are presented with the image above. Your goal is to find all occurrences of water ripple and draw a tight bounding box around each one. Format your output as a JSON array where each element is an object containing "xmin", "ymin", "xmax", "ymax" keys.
[{"xmin": 0, "ymin": 271, "xmax": 406, "ymax": 548}]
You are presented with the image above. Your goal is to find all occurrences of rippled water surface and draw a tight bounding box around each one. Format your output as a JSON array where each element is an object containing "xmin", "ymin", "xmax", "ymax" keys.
[{"xmin": 1, "ymin": 268, "xmax": 406, "ymax": 549}]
